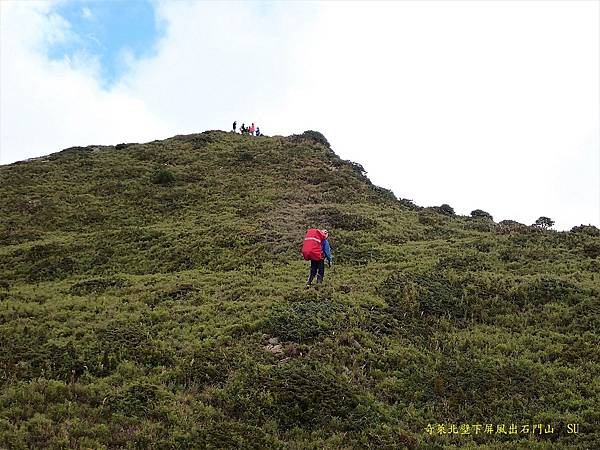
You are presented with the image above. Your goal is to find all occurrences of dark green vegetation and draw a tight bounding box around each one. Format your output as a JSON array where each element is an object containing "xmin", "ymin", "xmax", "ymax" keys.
[{"xmin": 0, "ymin": 130, "xmax": 598, "ymax": 449}]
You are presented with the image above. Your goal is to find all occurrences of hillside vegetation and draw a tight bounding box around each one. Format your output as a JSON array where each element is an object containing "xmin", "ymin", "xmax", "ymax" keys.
[{"xmin": 0, "ymin": 130, "xmax": 598, "ymax": 449}]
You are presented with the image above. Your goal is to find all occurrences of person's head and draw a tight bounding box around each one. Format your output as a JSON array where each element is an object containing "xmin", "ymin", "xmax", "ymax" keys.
[{"xmin": 322, "ymin": 229, "xmax": 329, "ymax": 238}]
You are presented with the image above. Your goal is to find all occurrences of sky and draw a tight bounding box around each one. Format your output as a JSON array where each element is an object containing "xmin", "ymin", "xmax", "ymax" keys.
[{"xmin": 1, "ymin": 0, "xmax": 598, "ymax": 231}]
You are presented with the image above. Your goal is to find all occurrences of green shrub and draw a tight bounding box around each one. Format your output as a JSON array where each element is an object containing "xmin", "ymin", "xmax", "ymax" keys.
[
  {"xmin": 525, "ymin": 277, "xmax": 584, "ymax": 306},
  {"xmin": 331, "ymin": 233, "xmax": 382, "ymax": 265},
  {"xmin": 265, "ymin": 300, "xmax": 348, "ymax": 343},
  {"xmin": 436, "ymin": 252, "xmax": 490, "ymax": 271},
  {"xmin": 431, "ymin": 204, "xmax": 455, "ymax": 216},
  {"xmin": 27, "ymin": 256, "xmax": 76, "ymax": 282},
  {"xmin": 347, "ymin": 160, "xmax": 367, "ymax": 177},
  {"xmin": 305, "ymin": 167, "xmax": 329, "ymax": 185},
  {"xmin": 497, "ymin": 219, "xmax": 528, "ymax": 235},
  {"xmin": 41, "ymin": 341, "xmax": 86, "ymax": 382},
  {"xmin": 465, "ymin": 220, "xmax": 495, "ymax": 232},
  {"xmin": 93, "ymin": 321, "xmax": 173, "ymax": 373},
  {"xmin": 499, "ymin": 219, "xmax": 525, "ymax": 227},
  {"xmin": 308, "ymin": 207, "xmax": 377, "ymax": 231},
  {"xmin": 571, "ymin": 224, "xmax": 600, "ymax": 236},
  {"xmin": 290, "ymin": 130, "xmax": 331, "ymax": 148},
  {"xmin": 111, "ymin": 383, "xmax": 163, "ymax": 417},
  {"xmin": 418, "ymin": 210, "xmax": 445, "ymax": 226},
  {"xmin": 69, "ymin": 278, "xmax": 124, "ymax": 295},
  {"xmin": 179, "ymin": 421, "xmax": 280, "ymax": 449},
  {"xmin": 357, "ymin": 305, "xmax": 400, "ymax": 336},
  {"xmin": 473, "ymin": 240, "xmax": 493, "ymax": 252},
  {"xmin": 151, "ymin": 167, "xmax": 175, "ymax": 185},
  {"xmin": 379, "ymin": 271, "xmax": 465, "ymax": 317},
  {"xmin": 237, "ymin": 150, "xmax": 255, "ymax": 162},
  {"xmin": 267, "ymin": 362, "xmax": 377, "ymax": 430},
  {"xmin": 356, "ymin": 425, "xmax": 417, "ymax": 449},
  {"xmin": 369, "ymin": 185, "xmax": 397, "ymax": 203},
  {"xmin": 432, "ymin": 356, "xmax": 559, "ymax": 418},
  {"xmin": 397, "ymin": 198, "xmax": 420, "ymax": 210},
  {"xmin": 115, "ymin": 143, "xmax": 136, "ymax": 150},
  {"xmin": 470, "ymin": 209, "xmax": 493, "ymax": 221},
  {"xmin": 172, "ymin": 132, "xmax": 215, "ymax": 149},
  {"xmin": 223, "ymin": 362, "xmax": 377, "ymax": 431},
  {"xmin": 177, "ymin": 345, "xmax": 237, "ymax": 388},
  {"xmin": 583, "ymin": 242, "xmax": 600, "ymax": 258},
  {"xmin": 533, "ymin": 216, "xmax": 554, "ymax": 229}
]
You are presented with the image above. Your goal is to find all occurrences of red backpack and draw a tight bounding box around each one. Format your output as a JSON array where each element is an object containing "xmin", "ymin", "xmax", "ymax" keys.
[{"xmin": 302, "ymin": 228, "xmax": 326, "ymax": 261}]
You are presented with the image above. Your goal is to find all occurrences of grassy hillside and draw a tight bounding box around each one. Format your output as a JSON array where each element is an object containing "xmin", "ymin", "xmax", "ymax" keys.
[{"xmin": 0, "ymin": 130, "xmax": 598, "ymax": 449}]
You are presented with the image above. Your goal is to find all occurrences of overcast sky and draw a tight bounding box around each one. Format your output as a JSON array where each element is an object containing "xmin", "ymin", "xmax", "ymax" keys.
[{"xmin": 1, "ymin": 0, "xmax": 598, "ymax": 230}]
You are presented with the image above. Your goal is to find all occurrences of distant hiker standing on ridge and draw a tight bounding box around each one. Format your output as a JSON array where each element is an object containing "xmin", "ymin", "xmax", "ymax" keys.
[
  {"xmin": 249, "ymin": 123, "xmax": 255, "ymax": 136},
  {"xmin": 232, "ymin": 121, "xmax": 237, "ymax": 133},
  {"xmin": 302, "ymin": 228, "xmax": 333, "ymax": 287}
]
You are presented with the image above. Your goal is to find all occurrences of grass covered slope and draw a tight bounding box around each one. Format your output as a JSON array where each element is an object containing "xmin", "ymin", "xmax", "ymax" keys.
[{"xmin": 0, "ymin": 130, "xmax": 598, "ymax": 449}]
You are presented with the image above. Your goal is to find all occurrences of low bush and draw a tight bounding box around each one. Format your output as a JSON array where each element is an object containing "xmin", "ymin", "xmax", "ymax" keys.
[
  {"xmin": 172, "ymin": 132, "xmax": 215, "ymax": 149},
  {"xmin": 176, "ymin": 345, "xmax": 236, "ymax": 388},
  {"xmin": 222, "ymin": 361, "xmax": 378, "ymax": 431},
  {"xmin": 237, "ymin": 150, "xmax": 254, "ymax": 162},
  {"xmin": 436, "ymin": 252, "xmax": 490, "ymax": 271},
  {"xmin": 397, "ymin": 198, "xmax": 420, "ymax": 210},
  {"xmin": 151, "ymin": 167, "xmax": 175, "ymax": 185},
  {"xmin": 308, "ymin": 207, "xmax": 377, "ymax": 231},
  {"xmin": 379, "ymin": 271, "xmax": 464, "ymax": 317},
  {"xmin": 115, "ymin": 143, "xmax": 137, "ymax": 150},
  {"xmin": 571, "ymin": 224, "xmax": 600, "ymax": 236},
  {"xmin": 497, "ymin": 220, "xmax": 529, "ymax": 235},
  {"xmin": 470, "ymin": 209, "xmax": 493, "ymax": 221},
  {"xmin": 465, "ymin": 220, "xmax": 496, "ymax": 232},
  {"xmin": 431, "ymin": 204, "xmax": 455, "ymax": 216},
  {"xmin": 69, "ymin": 278, "xmax": 124, "ymax": 295},
  {"xmin": 27, "ymin": 256, "xmax": 77, "ymax": 282},
  {"xmin": 93, "ymin": 321, "xmax": 173, "ymax": 374},
  {"xmin": 290, "ymin": 130, "xmax": 331, "ymax": 148},
  {"xmin": 265, "ymin": 300, "xmax": 349, "ymax": 343},
  {"xmin": 110, "ymin": 383, "xmax": 163, "ymax": 418},
  {"xmin": 583, "ymin": 242, "xmax": 600, "ymax": 258},
  {"xmin": 418, "ymin": 211, "xmax": 445, "ymax": 226}
]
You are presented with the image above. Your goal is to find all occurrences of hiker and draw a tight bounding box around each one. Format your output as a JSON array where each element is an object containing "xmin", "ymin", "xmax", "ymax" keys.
[
  {"xmin": 232, "ymin": 121, "xmax": 237, "ymax": 133},
  {"xmin": 249, "ymin": 123, "xmax": 255, "ymax": 136},
  {"xmin": 255, "ymin": 127, "xmax": 261, "ymax": 137},
  {"xmin": 302, "ymin": 228, "xmax": 333, "ymax": 287},
  {"xmin": 241, "ymin": 123, "xmax": 246, "ymax": 134}
]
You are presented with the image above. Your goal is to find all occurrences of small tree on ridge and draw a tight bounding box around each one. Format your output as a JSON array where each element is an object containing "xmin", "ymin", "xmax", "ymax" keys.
[{"xmin": 533, "ymin": 216, "xmax": 554, "ymax": 229}]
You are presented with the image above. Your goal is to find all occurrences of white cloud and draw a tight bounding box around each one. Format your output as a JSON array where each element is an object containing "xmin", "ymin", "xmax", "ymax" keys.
[
  {"xmin": 81, "ymin": 6, "xmax": 92, "ymax": 20},
  {"xmin": 1, "ymin": 0, "xmax": 598, "ymax": 230},
  {"xmin": 259, "ymin": 1, "xmax": 600, "ymax": 229},
  {"xmin": 0, "ymin": 1, "xmax": 170, "ymax": 164},
  {"xmin": 113, "ymin": 1, "xmax": 317, "ymax": 134}
]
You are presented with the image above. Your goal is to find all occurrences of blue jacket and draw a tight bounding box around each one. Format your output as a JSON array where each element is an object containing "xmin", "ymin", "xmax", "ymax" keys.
[{"xmin": 322, "ymin": 239, "xmax": 332, "ymax": 263}]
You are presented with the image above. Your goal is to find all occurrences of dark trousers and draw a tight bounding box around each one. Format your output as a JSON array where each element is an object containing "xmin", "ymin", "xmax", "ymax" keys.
[{"xmin": 307, "ymin": 259, "xmax": 325, "ymax": 285}]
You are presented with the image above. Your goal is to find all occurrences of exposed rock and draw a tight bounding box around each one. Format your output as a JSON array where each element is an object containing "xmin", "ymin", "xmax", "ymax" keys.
[{"xmin": 264, "ymin": 344, "xmax": 284, "ymax": 355}]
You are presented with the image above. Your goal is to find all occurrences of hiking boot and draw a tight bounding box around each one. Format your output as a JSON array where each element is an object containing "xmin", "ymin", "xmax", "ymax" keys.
[{"xmin": 305, "ymin": 283, "xmax": 311, "ymax": 289}]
